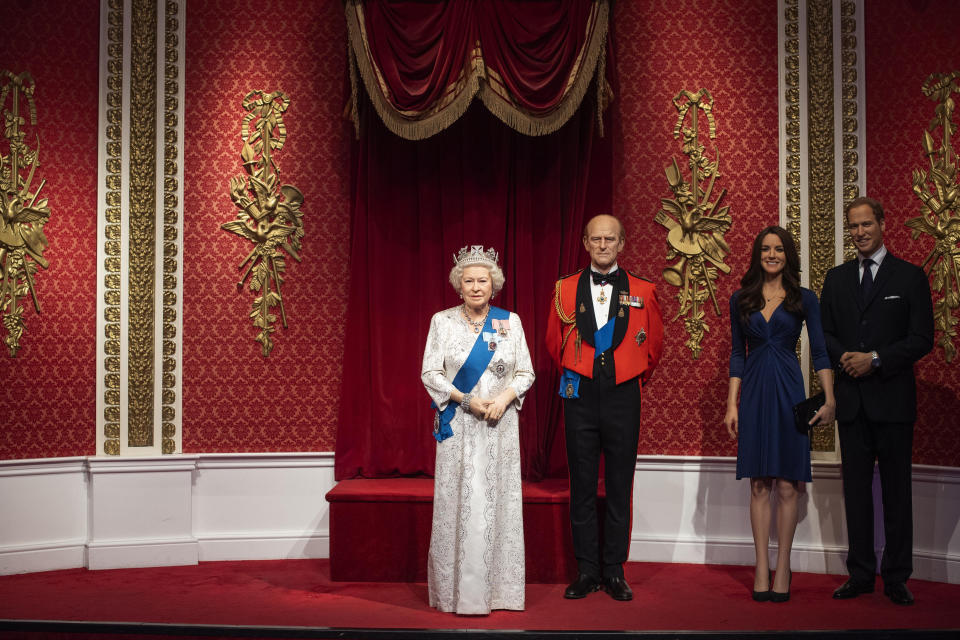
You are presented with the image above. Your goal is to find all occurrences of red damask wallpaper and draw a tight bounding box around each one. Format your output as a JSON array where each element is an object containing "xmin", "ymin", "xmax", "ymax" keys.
[
  {"xmin": 863, "ymin": 0, "xmax": 960, "ymax": 467},
  {"xmin": 181, "ymin": 0, "xmax": 351, "ymax": 452},
  {"xmin": 612, "ymin": 0, "xmax": 780, "ymax": 457},
  {"xmin": 183, "ymin": 0, "xmax": 781, "ymax": 456},
  {"xmin": 0, "ymin": 1, "xmax": 99, "ymax": 459}
]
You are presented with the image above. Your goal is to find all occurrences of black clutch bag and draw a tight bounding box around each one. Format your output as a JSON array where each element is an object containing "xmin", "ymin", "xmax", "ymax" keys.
[{"xmin": 792, "ymin": 391, "xmax": 826, "ymax": 434}]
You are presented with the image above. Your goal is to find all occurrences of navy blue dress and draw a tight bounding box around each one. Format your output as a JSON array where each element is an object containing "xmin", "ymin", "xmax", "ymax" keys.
[{"xmin": 729, "ymin": 288, "xmax": 831, "ymax": 482}]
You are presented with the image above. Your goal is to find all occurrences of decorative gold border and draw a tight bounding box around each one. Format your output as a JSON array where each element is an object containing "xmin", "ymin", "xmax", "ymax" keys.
[
  {"xmin": 783, "ymin": 0, "xmax": 802, "ymax": 242},
  {"xmin": 840, "ymin": 0, "xmax": 860, "ymax": 262},
  {"xmin": 806, "ymin": 0, "xmax": 836, "ymax": 452},
  {"xmin": 161, "ymin": 0, "xmax": 180, "ymax": 454},
  {"xmin": 127, "ymin": 0, "xmax": 157, "ymax": 447},
  {"xmin": 102, "ymin": 0, "xmax": 124, "ymax": 456},
  {"xmin": 807, "ymin": 0, "xmax": 834, "ymax": 294},
  {"xmin": 345, "ymin": 0, "xmax": 608, "ymax": 140}
]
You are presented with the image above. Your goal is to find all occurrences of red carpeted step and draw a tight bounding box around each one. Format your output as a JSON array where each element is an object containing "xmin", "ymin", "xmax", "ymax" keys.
[{"xmin": 325, "ymin": 478, "xmax": 604, "ymax": 583}]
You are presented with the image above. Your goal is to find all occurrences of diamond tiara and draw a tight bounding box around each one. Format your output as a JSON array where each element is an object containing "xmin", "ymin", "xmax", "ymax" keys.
[{"xmin": 453, "ymin": 245, "xmax": 499, "ymax": 267}]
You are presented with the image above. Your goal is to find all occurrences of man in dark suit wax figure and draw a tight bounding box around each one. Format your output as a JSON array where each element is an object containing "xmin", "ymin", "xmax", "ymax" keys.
[
  {"xmin": 820, "ymin": 197, "xmax": 933, "ymax": 606},
  {"xmin": 545, "ymin": 214, "xmax": 664, "ymax": 601}
]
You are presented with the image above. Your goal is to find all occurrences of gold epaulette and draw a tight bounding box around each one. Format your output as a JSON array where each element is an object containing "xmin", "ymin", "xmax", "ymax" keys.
[{"xmin": 554, "ymin": 278, "xmax": 581, "ymax": 363}]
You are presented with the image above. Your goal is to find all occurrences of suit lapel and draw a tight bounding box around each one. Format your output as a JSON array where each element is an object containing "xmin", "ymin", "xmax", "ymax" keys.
[
  {"xmin": 863, "ymin": 253, "xmax": 897, "ymax": 310},
  {"xmin": 610, "ymin": 272, "xmax": 629, "ymax": 348},
  {"xmin": 575, "ymin": 269, "xmax": 596, "ymax": 346}
]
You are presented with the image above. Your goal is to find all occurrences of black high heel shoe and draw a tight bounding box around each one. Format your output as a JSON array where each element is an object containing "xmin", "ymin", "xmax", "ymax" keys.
[
  {"xmin": 752, "ymin": 570, "xmax": 772, "ymax": 602},
  {"xmin": 770, "ymin": 569, "xmax": 792, "ymax": 603}
]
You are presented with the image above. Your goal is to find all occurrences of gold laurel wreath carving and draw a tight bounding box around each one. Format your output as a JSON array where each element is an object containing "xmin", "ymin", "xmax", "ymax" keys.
[
  {"xmin": 906, "ymin": 70, "xmax": 960, "ymax": 363},
  {"xmin": 222, "ymin": 90, "xmax": 305, "ymax": 357},
  {"xmin": 655, "ymin": 89, "xmax": 732, "ymax": 360},
  {"xmin": 0, "ymin": 71, "xmax": 51, "ymax": 357}
]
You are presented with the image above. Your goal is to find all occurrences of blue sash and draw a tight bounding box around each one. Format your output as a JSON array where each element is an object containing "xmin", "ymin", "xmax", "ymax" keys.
[
  {"xmin": 594, "ymin": 317, "xmax": 613, "ymax": 357},
  {"xmin": 432, "ymin": 306, "xmax": 510, "ymax": 442},
  {"xmin": 557, "ymin": 319, "xmax": 613, "ymax": 399}
]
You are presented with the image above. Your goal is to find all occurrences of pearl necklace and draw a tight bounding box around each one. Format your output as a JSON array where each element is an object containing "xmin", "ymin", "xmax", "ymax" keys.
[{"xmin": 462, "ymin": 304, "xmax": 489, "ymax": 333}]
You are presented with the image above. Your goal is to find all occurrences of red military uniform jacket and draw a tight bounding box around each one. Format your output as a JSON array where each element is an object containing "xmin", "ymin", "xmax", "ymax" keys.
[{"xmin": 546, "ymin": 268, "xmax": 664, "ymax": 389}]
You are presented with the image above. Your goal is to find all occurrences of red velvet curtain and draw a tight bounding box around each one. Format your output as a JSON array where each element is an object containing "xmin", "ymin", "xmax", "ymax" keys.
[
  {"xmin": 345, "ymin": 0, "xmax": 609, "ymax": 139},
  {"xmin": 334, "ymin": 1, "xmax": 615, "ymax": 480},
  {"xmin": 334, "ymin": 96, "xmax": 612, "ymax": 480}
]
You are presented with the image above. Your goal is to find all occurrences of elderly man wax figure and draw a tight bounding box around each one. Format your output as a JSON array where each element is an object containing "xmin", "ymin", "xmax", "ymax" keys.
[{"xmin": 545, "ymin": 214, "xmax": 664, "ymax": 601}]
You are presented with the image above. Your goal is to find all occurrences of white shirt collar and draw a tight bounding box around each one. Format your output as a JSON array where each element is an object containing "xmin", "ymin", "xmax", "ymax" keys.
[
  {"xmin": 590, "ymin": 262, "xmax": 619, "ymax": 277},
  {"xmin": 859, "ymin": 245, "xmax": 886, "ymax": 267}
]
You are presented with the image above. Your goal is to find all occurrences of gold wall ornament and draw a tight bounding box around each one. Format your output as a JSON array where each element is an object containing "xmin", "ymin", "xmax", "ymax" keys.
[
  {"xmin": 654, "ymin": 88, "xmax": 732, "ymax": 359},
  {"xmin": 0, "ymin": 71, "xmax": 51, "ymax": 357},
  {"xmin": 906, "ymin": 70, "xmax": 960, "ymax": 363},
  {"xmin": 222, "ymin": 90, "xmax": 305, "ymax": 357}
]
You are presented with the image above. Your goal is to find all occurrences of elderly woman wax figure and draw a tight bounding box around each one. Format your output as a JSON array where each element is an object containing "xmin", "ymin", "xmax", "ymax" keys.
[{"xmin": 420, "ymin": 245, "xmax": 535, "ymax": 615}]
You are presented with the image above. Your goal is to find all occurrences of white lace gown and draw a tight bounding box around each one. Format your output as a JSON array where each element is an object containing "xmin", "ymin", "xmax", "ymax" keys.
[{"xmin": 420, "ymin": 307, "xmax": 535, "ymax": 614}]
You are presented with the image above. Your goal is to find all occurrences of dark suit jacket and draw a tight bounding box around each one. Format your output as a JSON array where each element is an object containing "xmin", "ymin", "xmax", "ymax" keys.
[{"xmin": 820, "ymin": 252, "xmax": 933, "ymax": 423}]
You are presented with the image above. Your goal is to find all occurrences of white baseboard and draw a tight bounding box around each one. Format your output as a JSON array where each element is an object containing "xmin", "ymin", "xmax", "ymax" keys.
[
  {"xmin": 197, "ymin": 532, "xmax": 330, "ymax": 562},
  {"xmin": 87, "ymin": 537, "xmax": 199, "ymax": 570},
  {"xmin": 1, "ymin": 453, "xmax": 957, "ymax": 583},
  {"xmin": 0, "ymin": 540, "xmax": 87, "ymax": 575}
]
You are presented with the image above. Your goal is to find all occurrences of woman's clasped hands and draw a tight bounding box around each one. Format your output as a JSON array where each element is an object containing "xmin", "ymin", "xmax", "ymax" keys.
[{"xmin": 466, "ymin": 390, "xmax": 515, "ymax": 424}]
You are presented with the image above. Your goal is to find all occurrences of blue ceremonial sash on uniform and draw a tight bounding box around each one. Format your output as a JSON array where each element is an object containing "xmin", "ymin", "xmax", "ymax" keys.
[
  {"xmin": 432, "ymin": 306, "xmax": 510, "ymax": 442},
  {"xmin": 558, "ymin": 368, "xmax": 581, "ymax": 399},
  {"xmin": 556, "ymin": 319, "xmax": 613, "ymax": 399},
  {"xmin": 594, "ymin": 317, "xmax": 613, "ymax": 357}
]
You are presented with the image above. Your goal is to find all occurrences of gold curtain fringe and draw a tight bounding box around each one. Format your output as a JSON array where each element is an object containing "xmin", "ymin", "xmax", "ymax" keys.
[
  {"xmin": 344, "ymin": 0, "xmax": 480, "ymax": 141},
  {"xmin": 347, "ymin": 43, "xmax": 360, "ymax": 139},
  {"xmin": 595, "ymin": 24, "xmax": 608, "ymax": 138},
  {"xmin": 478, "ymin": 0, "xmax": 609, "ymax": 138},
  {"xmin": 344, "ymin": 0, "xmax": 610, "ymax": 140}
]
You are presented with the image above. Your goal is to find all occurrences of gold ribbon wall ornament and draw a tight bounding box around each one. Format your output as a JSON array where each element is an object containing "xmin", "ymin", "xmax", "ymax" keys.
[
  {"xmin": 222, "ymin": 90, "xmax": 305, "ymax": 357},
  {"xmin": 0, "ymin": 71, "xmax": 51, "ymax": 357},
  {"xmin": 655, "ymin": 89, "xmax": 732, "ymax": 359},
  {"xmin": 906, "ymin": 70, "xmax": 960, "ymax": 363}
]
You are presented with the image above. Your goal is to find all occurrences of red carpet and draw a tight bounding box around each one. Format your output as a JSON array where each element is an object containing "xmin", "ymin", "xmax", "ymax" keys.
[{"xmin": 1, "ymin": 559, "xmax": 958, "ymax": 637}]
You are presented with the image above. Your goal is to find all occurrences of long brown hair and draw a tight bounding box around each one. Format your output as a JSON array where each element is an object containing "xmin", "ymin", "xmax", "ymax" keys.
[{"xmin": 738, "ymin": 226, "xmax": 803, "ymax": 326}]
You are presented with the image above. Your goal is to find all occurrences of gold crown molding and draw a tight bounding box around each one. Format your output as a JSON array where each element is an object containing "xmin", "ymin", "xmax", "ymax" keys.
[
  {"xmin": 807, "ymin": 0, "xmax": 836, "ymax": 453},
  {"xmin": 161, "ymin": 0, "xmax": 181, "ymax": 453},
  {"xmin": 840, "ymin": 0, "xmax": 860, "ymax": 262},
  {"xmin": 127, "ymin": 0, "xmax": 158, "ymax": 447},
  {"xmin": 103, "ymin": 0, "xmax": 124, "ymax": 456},
  {"xmin": 655, "ymin": 89, "xmax": 733, "ymax": 360}
]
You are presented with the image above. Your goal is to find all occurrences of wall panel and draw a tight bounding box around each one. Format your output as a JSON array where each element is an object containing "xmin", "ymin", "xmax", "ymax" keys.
[
  {"xmin": 181, "ymin": 0, "xmax": 351, "ymax": 452},
  {"xmin": 864, "ymin": 0, "xmax": 960, "ymax": 467},
  {"xmin": 0, "ymin": 1, "xmax": 99, "ymax": 459},
  {"xmin": 613, "ymin": 0, "xmax": 781, "ymax": 456}
]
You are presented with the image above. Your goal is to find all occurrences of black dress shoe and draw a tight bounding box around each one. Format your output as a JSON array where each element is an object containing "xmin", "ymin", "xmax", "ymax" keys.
[
  {"xmin": 603, "ymin": 576, "xmax": 633, "ymax": 601},
  {"xmin": 564, "ymin": 573, "xmax": 601, "ymax": 599},
  {"xmin": 883, "ymin": 582, "xmax": 914, "ymax": 606},
  {"xmin": 832, "ymin": 578, "xmax": 874, "ymax": 599}
]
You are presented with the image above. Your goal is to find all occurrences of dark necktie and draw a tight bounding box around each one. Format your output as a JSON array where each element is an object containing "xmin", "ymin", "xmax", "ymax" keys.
[
  {"xmin": 592, "ymin": 269, "xmax": 619, "ymax": 285},
  {"xmin": 860, "ymin": 258, "xmax": 874, "ymax": 301}
]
